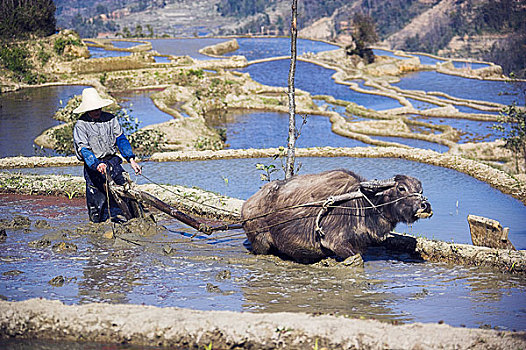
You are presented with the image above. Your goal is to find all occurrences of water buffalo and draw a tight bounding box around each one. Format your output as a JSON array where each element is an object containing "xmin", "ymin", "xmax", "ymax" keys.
[{"xmin": 241, "ymin": 169, "xmax": 432, "ymax": 263}]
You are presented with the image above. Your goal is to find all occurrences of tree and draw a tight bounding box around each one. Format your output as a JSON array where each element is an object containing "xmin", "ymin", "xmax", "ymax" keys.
[
  {"xmin": 352, "ymin": 12, "xmax": 378, "ymax": 45},
  {"xmin": 146, "ymin": 24, "xmax": 154, "ymax": 37},
  {"xmin": 494, "ymin": 104, "xmax": 526, "ymax": 171},
  {"xmin": 134, "ymin": 24, "xmax": 143, "ymax": 37},
  {"xmin": 285, "ymin": 0, "xmax": 298, "ymax": 179},
  {"xmin": 345, "ymin": 12, "xmax": 378, "ymax": 63},
  {"xmin": 493, "ymin": 80, "xmax": 526, "ymax": 170},
  {"xmin": 0, "ymin": 0, "xmax": 56, "ymax": 39}
]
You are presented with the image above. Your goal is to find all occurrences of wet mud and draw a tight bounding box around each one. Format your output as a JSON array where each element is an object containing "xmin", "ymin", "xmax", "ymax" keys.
[{"xmin": 1, "ymin": 192, "xmax": 526, "ymax": 338}]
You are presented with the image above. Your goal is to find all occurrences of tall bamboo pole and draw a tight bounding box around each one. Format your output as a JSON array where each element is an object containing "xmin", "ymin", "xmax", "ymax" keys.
[{"xmin": 285, "ymin": 0, "xmax": 298, "ymax": 179}]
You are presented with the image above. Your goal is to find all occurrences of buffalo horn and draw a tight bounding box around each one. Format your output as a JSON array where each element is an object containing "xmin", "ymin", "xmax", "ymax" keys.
[{"xmin": 359, "ymin": 178, "xmax": 396, "ymax": 194}]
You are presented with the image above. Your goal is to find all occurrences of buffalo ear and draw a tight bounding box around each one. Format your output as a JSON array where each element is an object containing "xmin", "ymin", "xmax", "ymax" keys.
[{"xmin": 360, "ymin": 178, "xmax": 396, "ymax": 195}]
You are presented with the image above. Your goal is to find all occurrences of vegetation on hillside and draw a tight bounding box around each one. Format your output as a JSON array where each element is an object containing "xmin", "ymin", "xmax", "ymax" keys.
[
  {"xmin": 0, "ymin": 30, "xmax": 86, "ymax": 87},
  {"xmin": 216, "ymin": 0, "xmax": 268, "ymax": 18},
  {"xmin": 54, "ymin": 0, "xmax": 168, "ymax": 38},
  {"xmin": 344, "ymin": 0, "xmax": 434, "ymax": 38},
  {"xmin": 400, "ymin": 0, "xmax": 526, "ymax": 77},
  {"xmin": 69, "ymin": 13, "xmax": 119, "ymax": 38},
  {"xmin": 0, "ymin": 0, "xmax": 56, "ymax": 39}
]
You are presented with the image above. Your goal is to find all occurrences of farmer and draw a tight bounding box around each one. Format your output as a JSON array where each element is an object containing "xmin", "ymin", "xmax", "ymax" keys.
[{"xmin": 73, "ymin": 87, "xmax": 142, "ymax": 223}]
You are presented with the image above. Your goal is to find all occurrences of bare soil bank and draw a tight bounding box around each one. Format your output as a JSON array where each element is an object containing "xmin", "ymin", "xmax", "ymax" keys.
[
  {"xmin": 1, "ymin": 299, "xmax": 525, "ymax": 349},
  {"xmin": 1, "ymin": 147, "xmax": 524, "ymax": 205}
]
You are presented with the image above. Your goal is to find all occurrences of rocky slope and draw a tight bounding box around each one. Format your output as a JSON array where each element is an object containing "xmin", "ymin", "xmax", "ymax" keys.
[{"xmin": 65, "ymin": 0, "xmax": 522, "ymax": 76}]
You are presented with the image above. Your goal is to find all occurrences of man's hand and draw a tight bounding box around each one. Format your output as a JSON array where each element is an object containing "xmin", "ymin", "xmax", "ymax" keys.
[
  {"xmin": 97, "ymin": 163, "xmax": 107, "ymax": 175},
  {"xmin": 130, "ymin": 158, "xmax": 142, "ymax": 175}
]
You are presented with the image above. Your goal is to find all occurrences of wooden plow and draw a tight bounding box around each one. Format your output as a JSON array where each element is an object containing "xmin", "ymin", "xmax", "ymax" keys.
[{"xmin": 104, "ymin": 172, "xmax": 242, "ymax": 234}]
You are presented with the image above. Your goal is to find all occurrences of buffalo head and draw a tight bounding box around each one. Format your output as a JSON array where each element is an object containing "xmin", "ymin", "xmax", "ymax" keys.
[{"xmin": 360, "ymin": 174, "xmax": 433, "ymax": 224}]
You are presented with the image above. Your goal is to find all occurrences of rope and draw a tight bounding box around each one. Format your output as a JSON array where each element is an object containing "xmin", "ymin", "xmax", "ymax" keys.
[
  {"xmin": 138, "ymin": 170, "xmax": 424, "ymax": 235},
  {"xmin": 115, "ymin": 231, "xmax": 247, "ymax": 246},
  {"xmin": 104, "ymin": 168, "xmax": 116, "ymax": 237},
  {"xmin": 140, "ymin": 173, "xmax": 236, "ymax": 215},
  {"xmin": 108, "ymin": 171, "xmax": 428, "ymax": 249}
]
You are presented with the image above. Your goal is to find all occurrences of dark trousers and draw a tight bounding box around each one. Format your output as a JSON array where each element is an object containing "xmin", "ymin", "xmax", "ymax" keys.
[{"xmin": 84, "ymin": 155, "xmax": 127, "ymax": 223}]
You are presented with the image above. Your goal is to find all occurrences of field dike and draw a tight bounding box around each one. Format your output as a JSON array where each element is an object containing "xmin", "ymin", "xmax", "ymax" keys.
[{"xmin": 1, "ymin": 299, "xmax": 525, "ymax": 349}]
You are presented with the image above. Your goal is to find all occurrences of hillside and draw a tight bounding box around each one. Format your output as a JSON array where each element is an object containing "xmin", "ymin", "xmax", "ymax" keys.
[{"xmin": 54, "ymin": 0, "xmax": 525, "ymax": 77}]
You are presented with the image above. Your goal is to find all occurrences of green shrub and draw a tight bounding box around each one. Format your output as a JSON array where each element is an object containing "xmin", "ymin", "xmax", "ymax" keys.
[
  {"xmin": 193, "ymin": 136, "xmax": 223, "ymax": 151},
  {"xmin": 0, "ymin": 43, "xmax": 44, "ymax": 84},
  {"xmin": 54, "ymin": 37, "xmax": 82, "ymax": 55},
  {"xmin": 128, "ymin": 129, "xmax": 166, "ymax": 156},
  {"xmin": 188, "ymin": 68, "xmax": 204, "ymax": 78},
  {"xmin": 0, "ymin": 43, "xmax": 31, "ymax": 74},
  {"xmin": 37, "ymin": 48, "xmax": 51, "ymax": 65},
  {"xmin": 51, "ymin": 123, "xmax": 75, "ymax": 155}
]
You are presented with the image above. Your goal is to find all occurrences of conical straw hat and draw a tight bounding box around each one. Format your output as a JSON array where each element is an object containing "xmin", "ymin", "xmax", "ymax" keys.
[{"xmin": 73, "ymin": 88, "xmax": 114, "ymax": 113}]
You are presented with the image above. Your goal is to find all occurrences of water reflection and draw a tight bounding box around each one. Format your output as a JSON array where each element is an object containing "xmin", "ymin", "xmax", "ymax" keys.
[
  {"xmin": 239, "ymin": 60, "xmax": 402, "ymax": 110},
  {"xmin": 0, "ymin": 85, "xmax": 89, "ymax": 157},
  {"xmin": 224, "ymin": 37, "xmax": 338, "ymax": 61},
  {"xmin": 210, "ymin": 110, "xmax": 367, "ymax": 149},
  {"xmin": 408, "ymin": 53, "xmax": 490, "ymax": 69},
  {"xmin": 394, "ymin": 71, "xmax": 525, "ymax": 106},
  {"xmin": 146, "ymin": 38, "xmax": 227, "ymax": 60},
  {"xmin": 113, "ymin": 89, "xmax": 174, "ymax": 126},
  {"xmin": 111, "ymin": 40, "xmax": 141, "ymax": 49},
  {"xmin": 87, "ymin": 46, "xmax": 132, "ymax": 59},
  {"xmin": 373, "ymin": 49, "xmax": 411, "ymax": 60},
  {"xmin": 409, "ymin": 115, "xmax": 499, "ymax": 143}
]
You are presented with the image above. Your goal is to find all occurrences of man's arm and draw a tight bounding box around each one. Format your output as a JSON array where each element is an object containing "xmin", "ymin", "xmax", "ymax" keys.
[{"xmin": 116, "ymin": 134, "xmax": 141, "ymax": 174}]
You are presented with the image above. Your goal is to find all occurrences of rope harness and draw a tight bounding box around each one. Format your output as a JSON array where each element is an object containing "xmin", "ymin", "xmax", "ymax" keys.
[
  {"xmin": 101, "ymin": 169, "xmax": 426, "ymax": 247},
  {"xmin": 139, "ymin": 171, "xmax": 426, "ymax": 236}
]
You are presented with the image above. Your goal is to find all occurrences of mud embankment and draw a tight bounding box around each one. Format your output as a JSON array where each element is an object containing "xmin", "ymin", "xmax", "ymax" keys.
[
  {"xmin": 1, "ymin": 145, "xmax": 525, "ymax": 204},
  {"xmin": 1, "ymin": 299, "xmax": 524, "ymax": 349}
]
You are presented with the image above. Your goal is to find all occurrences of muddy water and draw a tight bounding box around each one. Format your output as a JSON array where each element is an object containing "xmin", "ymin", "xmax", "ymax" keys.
[
  {"xmin": 1, "ymin": 193, "xmax": 525, "ymax": 331},
  {"xmin": 2, "ymin": 37, "xmax": 526, "ymax": 335}
]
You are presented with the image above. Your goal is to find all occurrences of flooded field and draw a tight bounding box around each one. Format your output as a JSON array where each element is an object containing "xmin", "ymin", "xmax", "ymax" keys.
[
  {"xmin": 1, "ymin": 36, "xmax": 525, "ymax": 340},
  {"xmin": 1, "ymin": 193, "xmax": 525, "ymax": 331}
]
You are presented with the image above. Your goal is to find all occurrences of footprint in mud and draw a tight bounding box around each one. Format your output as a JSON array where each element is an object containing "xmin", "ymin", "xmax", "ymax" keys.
[
  {"xmin": 2, "ymin": 270, "xmax": 24, "ymax": 277},
  {"xmin": 52, "ymin": 242, "xmax": 78, "ymax": 253},
  {"xmin": 215, "ymin": 270, "xmax": 231, "ymax": 280},
  {"xmin": 48, "ymin": 276, "xmax": 65, "ymax": 287}
]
